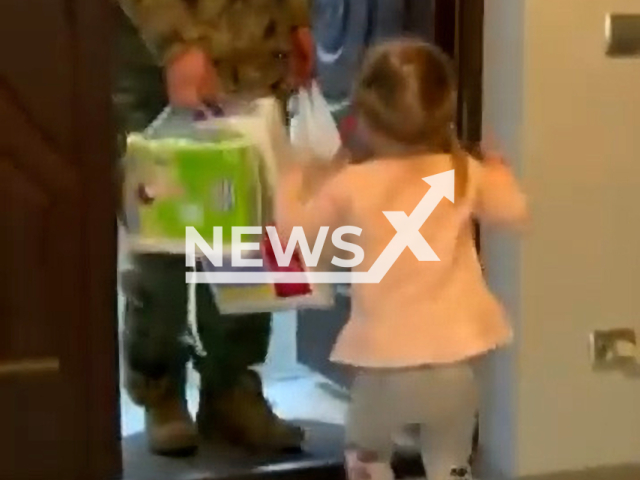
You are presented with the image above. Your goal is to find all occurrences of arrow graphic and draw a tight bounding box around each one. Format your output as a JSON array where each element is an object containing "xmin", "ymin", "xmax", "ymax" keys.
[{"xmin": 352, "ymin": 169, "xmax": 455, "ymax": 283}]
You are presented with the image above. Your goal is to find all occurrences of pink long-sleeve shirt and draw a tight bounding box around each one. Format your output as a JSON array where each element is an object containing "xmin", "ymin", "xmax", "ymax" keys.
[{"xmin": 276, "ymin": 154, "xmax": 528, "ymax": 367}]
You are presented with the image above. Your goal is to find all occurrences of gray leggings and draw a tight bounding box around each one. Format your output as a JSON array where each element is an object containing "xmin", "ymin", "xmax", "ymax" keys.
[{"xmin": 345, "ymin": 361, "xmax": 479, "ymax": 480}]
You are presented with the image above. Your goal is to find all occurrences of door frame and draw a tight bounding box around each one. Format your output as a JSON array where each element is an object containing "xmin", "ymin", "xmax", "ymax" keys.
[
  {"xmin": 297, "ymin": 0, "xmax": 485, "ymax": 385},
  {"xmin": 52, "ymin": 0, "xmax": 483, "ymax": 478}
]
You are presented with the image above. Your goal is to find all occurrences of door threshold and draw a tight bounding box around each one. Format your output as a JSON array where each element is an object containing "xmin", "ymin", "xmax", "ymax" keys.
[{"xmin": 122, "ymin": 420, "xmax": 426, "ymax": 480}]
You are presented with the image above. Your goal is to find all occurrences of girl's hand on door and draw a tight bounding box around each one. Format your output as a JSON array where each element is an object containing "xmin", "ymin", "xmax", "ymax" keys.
[
  {"xmin": 483, "ymin": 150, "xmax": 507, "ymax": 167},
  {"xmin": 483, "ymin": 152, "xmax": 515, "ymax": 189},
  {"xmin": 481, "ymin": 130, "xmax": 509, "ymax": 167}
]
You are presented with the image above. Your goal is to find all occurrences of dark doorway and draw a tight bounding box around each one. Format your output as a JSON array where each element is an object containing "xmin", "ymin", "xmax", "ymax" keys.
[
  {"xmin": 2, "ymin": 1, "xmax": 484, "ymax": 479},
  {"xmin": 297, "ymin": 0, "xmax": 485, "ymax": 475},
  {"xmin": 298, "ymin": 0, "xmax": 485, "ymax": 395}
]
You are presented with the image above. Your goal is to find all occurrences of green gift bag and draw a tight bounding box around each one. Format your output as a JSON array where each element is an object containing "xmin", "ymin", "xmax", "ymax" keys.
[{"xmin": 123, "ymin": 107, "xmax": 263, "ymax": 254}]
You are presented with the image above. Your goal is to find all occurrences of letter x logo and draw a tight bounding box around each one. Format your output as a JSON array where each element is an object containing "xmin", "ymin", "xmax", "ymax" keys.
[{"xmin": 362, "ymin": 170, "xmax": 455, "ymax": 282}]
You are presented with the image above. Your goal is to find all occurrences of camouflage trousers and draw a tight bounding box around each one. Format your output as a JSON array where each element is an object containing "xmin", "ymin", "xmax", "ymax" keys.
[
  {"xmin": 117, "ymin": 91, "xmax": 287, "ymax": 394},
  {"xmin": 122, "ymin": 254, "xmax": 272, "ymax": 394}
]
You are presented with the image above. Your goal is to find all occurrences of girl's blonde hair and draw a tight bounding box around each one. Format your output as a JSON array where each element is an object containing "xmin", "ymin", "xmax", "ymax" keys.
[{"xmin": 353, "ymin": 39, "xmax": 468, "ymax": 200}]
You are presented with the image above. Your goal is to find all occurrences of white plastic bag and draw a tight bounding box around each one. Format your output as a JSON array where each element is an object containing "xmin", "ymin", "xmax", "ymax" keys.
[{"xmin": 290, "ymin": 82, "xmax": 342, "ymax": 161}]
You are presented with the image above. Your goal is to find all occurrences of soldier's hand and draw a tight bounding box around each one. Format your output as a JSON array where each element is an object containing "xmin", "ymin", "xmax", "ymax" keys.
[{"xmin": 165, "ymin": 45, "xmax": 219, "ymax": 109}]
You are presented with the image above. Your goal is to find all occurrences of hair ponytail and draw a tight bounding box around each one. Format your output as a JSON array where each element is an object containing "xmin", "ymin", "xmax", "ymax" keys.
[
  {"xmin": 435, "ymin": 122, "xmax": 468, "ymax": 203},
  {"xmin": 450, "ymin": 133, "xmax": 469, "ymax": 203}
]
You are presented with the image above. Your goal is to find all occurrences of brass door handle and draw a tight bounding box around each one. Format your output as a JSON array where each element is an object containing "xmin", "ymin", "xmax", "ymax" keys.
[{"xmin": 0, "ymin": 357, "xmax": 60, "ymax": 377}]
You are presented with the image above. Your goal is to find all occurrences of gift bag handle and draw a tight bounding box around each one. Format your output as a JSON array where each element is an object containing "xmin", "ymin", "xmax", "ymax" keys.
[{"xmin": 193, "ymin": 102, "xmax": 225, "ymax": 121}]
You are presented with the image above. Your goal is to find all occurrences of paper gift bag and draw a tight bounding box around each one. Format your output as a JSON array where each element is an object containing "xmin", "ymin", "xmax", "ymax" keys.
[
  {"xmin": 203, "ymin": 255, "xmax": 280, "ymax": 315},
  {"xmin": 260, "ymin": 225, "xmax": 312, "ymax": 298},
  {"xmin": 202, "ymin": 229, "xmax": 334, "ymax": 315}
]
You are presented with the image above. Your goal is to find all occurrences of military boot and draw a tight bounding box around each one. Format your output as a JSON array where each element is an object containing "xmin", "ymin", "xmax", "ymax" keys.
[
  {"xmin": 125, "ymin": 368, "xmax": 199, "ymax": 456},
  {"xmin": 196, "ymin": 369, "xmax": 304, "ymax": 452},
  {"xmin": 121, "ymin": 254, "xmax": 199, "ymax": 456}
]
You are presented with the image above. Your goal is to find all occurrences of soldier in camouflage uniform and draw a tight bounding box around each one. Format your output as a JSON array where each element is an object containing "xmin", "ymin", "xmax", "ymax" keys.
[{"xmin": 114, "ymin": 0, "xmax": 314, "ymax": 457}]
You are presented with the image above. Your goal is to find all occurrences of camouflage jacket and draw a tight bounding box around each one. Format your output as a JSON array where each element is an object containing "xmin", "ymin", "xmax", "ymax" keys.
[
  {"xmin": 113, "ymin": 0, "xmax": 310, "ymax": 221},
  {"xmin": 117, "ymin": 0, "xmax": 310, "ymax": 98}
]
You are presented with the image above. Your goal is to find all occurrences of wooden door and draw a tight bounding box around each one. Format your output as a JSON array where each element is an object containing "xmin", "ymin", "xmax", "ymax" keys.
[{"xmin": 0, "ymin": 1, "xmax": 120, "ymax": 479}]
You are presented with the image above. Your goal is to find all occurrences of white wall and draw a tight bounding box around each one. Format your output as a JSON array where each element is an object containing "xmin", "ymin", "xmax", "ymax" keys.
[{"xmin": 481, "ymin": 0, "xmax": 640, "ymax": 477}]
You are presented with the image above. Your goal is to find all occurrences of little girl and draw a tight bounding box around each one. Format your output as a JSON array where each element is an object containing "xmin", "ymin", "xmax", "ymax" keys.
[{"xmin": 276, "ymin": 39, "xmax": 528, "ymax": 480}]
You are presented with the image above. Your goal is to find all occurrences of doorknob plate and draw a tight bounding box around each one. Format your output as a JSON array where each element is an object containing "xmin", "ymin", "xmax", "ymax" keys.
[
  {"xmin": 589, "ymin": 329, "xmax": 637, "ymax": 369},
  {"xmin": 606, "ymin": 14, "xmax": 640, "ymax": 58}
]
